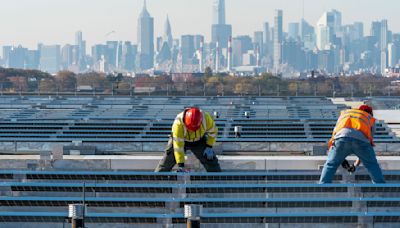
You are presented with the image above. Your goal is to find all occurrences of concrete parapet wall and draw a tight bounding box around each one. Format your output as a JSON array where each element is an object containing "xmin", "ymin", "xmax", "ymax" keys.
[
  {"xmin": 0, "ymin": 155, "xmax": 398, "ymax": 172},
  {"xmin": 0, "ymin": 141, "xmax": 399, "ymax": 156}
]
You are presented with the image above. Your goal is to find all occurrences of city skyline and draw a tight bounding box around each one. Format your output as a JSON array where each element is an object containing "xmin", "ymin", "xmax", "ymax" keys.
[{"xmin": 0, "ymin": 0, "xmax": 399, "ymax": 50}]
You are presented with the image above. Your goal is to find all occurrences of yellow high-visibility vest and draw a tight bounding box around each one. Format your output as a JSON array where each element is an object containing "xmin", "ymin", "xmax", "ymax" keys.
[{"xmin": 172, "ymin": 111, "xmax": 218, "ymax": 164}]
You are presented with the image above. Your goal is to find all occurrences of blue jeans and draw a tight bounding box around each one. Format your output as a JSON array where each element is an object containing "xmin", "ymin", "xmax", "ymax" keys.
[{"xmin": 319, "ymin": 137, "xmax": 385, "ymax": 184}]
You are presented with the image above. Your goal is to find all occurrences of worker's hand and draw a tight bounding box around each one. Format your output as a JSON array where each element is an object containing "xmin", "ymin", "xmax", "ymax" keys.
[
  {"xmin": 176, "ymin": 163, "xmax": 187, "ymax": 173},
  {"xmin": 341, "ymin": 160, "xmax": 351, "ymax": 170},
  {"xmin": 203, "ymin": 147, "xmax": 216, "ymax": 161},
  {"xmin": 177, "ymin": 167, "xmax": 188, "ymax": 173},
  {"xmin": 347, "ymin": 164, "xmax": 356, "ymax": 173}
]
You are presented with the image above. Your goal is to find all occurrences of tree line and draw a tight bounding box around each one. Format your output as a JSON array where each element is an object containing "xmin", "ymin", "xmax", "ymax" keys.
[{"xmin": 0, "ymin": 67, "xmax": 398, "ymax": 97}]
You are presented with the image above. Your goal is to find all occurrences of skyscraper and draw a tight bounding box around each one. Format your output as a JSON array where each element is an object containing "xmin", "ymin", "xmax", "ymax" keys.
[
  {"xmin": 7, "ymin": 46, "xmax": 27, "ymax": 69},
  {"xmin": 120, "ymin": 41, "xmax": 136, "ymax": 71},
  {"xmin": 211, "ymin": 0, "xmax": 232, "ymax": 49},
  {"xmin": 39, "ymin": 45, "xmax": 61, "ymax": 74},
  {"xmin": 273, "ymin": 10, "xmax": 283, "ymax": 73},
  {"xmin": 75, "ymin": 31, "xmax": 86, "ymax": 57},
  {"xmin": 388, "ymin": 43, "xmax": 397, "ymax": 67},
  {"xmin": 75, "ymin": 31, "xmax": 86, "ymax": 69},
  {"xmin": 331, "ymin": 10, "xmax": 342, "ymax": 34},
  {"xmin": 156, "ymin": 15, "xmax": 173, "ymax": 64},
  {"xmin": 316, "ymin": 11, "xmax": 335, "ymax": 50},
  {"xmin": 253, "ymin": 31, "xmax": 264, "ymax": 58},
  {"xmin": 181, "ymin": 35, "xmax": 195, "ymax": 65},
  {"xmin": 380, "ymin": 19, "xmax": 388, "ymax": 74},
  {"xmin": 61, "ymin": 44, "xmax": 79, "ymax": 70},
  {"xmin": 300, "ymin": 19, "xmax": 315, "ymax": 50},
  {"xmin": 163, "ymin": 15, "xmax": 173, "ymax": 50},
  {"xmin": 137, "ymin": 0, "xmax": 154, "ymax": 70},
  {"xmin": 213, "ymin": 0, "xmax": 225, "ymax": 25},
  {"xmin": 263, "ymin": 22, "xmax": 272, "ymax": 58},
  {"xmin": 288, "ymin": 23, "xmax": 300, "ymax": 40}
]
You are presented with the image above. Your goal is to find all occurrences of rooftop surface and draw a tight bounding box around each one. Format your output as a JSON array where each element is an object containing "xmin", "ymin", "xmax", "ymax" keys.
[{"xmin": 0, "ymin": 95, "xmax": 398, "ymax": 227}]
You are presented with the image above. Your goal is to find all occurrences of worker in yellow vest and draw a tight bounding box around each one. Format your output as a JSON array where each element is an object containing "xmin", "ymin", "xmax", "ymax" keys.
[
  {"xmin": 155, "ymin": 107, "xmax": 222, "ymax": 172},
  {"xmin": 319, "ymin": 105, "xmax": 385, "ymax": 183}
]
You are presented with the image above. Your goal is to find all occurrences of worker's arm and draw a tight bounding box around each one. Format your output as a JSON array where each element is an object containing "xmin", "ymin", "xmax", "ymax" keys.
[
  {"xmin": 354, "ymin": 158, "xmax": 361, "ymax": 167},
  {"xmin": 205, "ymin": 113, "xmax": 218, "ymax": 147},
  {"xmin": 172, "ymin": 120, "xmax": 186, "ymax": 165},
  {"xmin": 371, "ymin": 124, "xmax": 376, "ymax": 146}
]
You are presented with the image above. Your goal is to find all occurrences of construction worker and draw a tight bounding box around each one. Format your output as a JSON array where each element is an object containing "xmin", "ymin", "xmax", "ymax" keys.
[
  {"xmin": 155, "ymin": 107, "xmax": 222, "ymax": 172},
  {"xmin": 319, "ymin": 105, "xmax": 385, "ymax": 183}
]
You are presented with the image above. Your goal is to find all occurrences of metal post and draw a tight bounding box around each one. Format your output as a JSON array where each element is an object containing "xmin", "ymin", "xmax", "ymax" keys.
[
  {"xmin": 234, "ymin": 126, "xmax": 242, "ymax": 138},
  {"xmin": 351, "ymin": 84, "xmax": 354, "ymax": 98},
  {"xmin": 130, "ymin": 81, "xmax": 133, "ymax": 97},
  {"xmin": 277, "ymin": 84, "xmax": 280, "ymax": 97},
  {"xmin": 68, "ymin": 204, "xmax": 86, "ymax": 228},
  {"xmin": 184, "ymin": 204, "xmax": 202, "ymax": 228},
  {"xmin": 82, "ymin": 182, "xmax": 86, "ymax": 223},
  {"xmin": 369, "ymin": 85, "xmax": 372, "ymax": 97},
  {"xmin": 166, "ymin": 84, "xmax": 169, "ymax": 96},
  {"xmin": 314, "ymin": 84, "xmax": 317, "ymax": 97}
]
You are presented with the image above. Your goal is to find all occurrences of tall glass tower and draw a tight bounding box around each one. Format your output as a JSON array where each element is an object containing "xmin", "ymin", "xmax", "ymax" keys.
[
  {"xmin": 137, "ymin": 0, "xmax": 154, "ymax": 70},
  {"xmin": 213, "ymin": 0, "xmax": 225, "ymax": 25},
  {"xmin": 211, "ymin": 0, "xmax": 231, "ymax": 49},
  {"xmin": 273, "ymin": 10, "xmax": 283, "ymax": 73}
]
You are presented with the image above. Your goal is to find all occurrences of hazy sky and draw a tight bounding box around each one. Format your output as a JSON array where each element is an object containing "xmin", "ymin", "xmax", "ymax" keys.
[{"xmin": 0, "ymin": 0, "xmax": 399, "ymax": 50}]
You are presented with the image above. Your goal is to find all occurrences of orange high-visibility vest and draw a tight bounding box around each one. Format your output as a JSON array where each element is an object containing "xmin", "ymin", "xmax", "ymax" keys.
[{"xmin": 328, "ymin": 109, "xmax": 376, "ymax": 148}]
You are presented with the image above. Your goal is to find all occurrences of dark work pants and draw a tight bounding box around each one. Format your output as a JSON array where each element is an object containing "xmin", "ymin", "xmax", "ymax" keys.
[{"xmin": 155, "ymin": 137, "xmax": 222, "ymax": 172}]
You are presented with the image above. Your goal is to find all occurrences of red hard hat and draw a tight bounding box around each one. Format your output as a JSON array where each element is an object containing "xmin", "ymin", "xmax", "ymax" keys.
[
  {"xmin": 184, "ymin": 108, "xmax": 203, "ymax": 131},
  {"xmin": 359, "ymin": 105, "xmax": 373, "ymax": 116}
]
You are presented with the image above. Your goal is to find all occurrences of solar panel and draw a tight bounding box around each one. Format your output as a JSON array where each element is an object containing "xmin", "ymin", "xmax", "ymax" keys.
[
  {"xmin": 0, "ymin": 211, "xmax": 398, "ymax": 224},
  {"xmin": 0, "ymin": 96, "xmax": 396, "ymax": 144}
]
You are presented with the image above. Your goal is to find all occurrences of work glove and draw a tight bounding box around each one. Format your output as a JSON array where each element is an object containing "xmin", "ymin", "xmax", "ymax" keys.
[
  {"xmin": 176, "ymin": 163, "xmax": 187, "ymax": 173},
  {"xmin": 347, "ymin": 164, "xmax": 356, "ymax": 173},
  {"xmin": 341, "ymin": 160, "xmax": 351, "ymax": 170},
  {"xmin": 341, "ymin": 160, "xmax": 356, "ymax": 173},
  {"xmin": 203, "ymin": 147, "xmax": 216, "ymax": 161}
]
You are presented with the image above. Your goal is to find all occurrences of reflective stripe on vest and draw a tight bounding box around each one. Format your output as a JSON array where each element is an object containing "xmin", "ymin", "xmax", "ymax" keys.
[{"xmin": 328, "ymin": 109, "xmax": 376, "ymax": 148}]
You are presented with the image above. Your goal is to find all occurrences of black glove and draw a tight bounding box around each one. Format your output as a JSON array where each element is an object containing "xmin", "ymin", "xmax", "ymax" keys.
[
  {"xmin": 341, "ymin": 160, "xmax": 356, "ymax": 173},
  {"xmin": 177, "ymin": 163, "xmax": 186, "ymax": 173},
  {"xmin": 341, "ymin": 160, "xmax": 351, "ymax": 170},
  {"xmin": 347, "ymin": 164, "xmax": 356, "ymax": 173}
]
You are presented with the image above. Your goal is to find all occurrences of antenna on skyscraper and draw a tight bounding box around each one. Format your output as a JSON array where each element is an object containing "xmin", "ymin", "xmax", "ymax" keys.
[{"xmin": 302, "ymin": 0, "xmax": 305, "ymax": 19}]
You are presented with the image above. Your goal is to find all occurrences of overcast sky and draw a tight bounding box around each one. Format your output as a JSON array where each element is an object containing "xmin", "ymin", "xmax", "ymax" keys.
[{"xmin": 0, "ymin": 0, "xmax": 399, "ymax": 50}]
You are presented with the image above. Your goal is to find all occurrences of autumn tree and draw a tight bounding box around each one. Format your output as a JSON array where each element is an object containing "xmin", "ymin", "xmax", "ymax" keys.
[
  {"xmin": 39, "ymin": 78, "xmax": 57, "ymax": 92},
  {"xmin": 76, "ymin": 72, "xmax": 109, "ymax": 90},
  {"xmin": 55, "ymin": 71, "xmax": 77, "ymax": 91}
]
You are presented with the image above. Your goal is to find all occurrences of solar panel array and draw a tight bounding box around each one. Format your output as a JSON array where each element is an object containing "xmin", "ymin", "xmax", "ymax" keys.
[
  {"xmin": 0, "ymin": 170, "xmax": 399, "ymax": 226},
  {"xmin": 368, "ymin": 97, "xmax": 400, "ymax": 110},
  {"xmin": 0, "ymin": 96, "xmax": 396, "ymax": 144}
]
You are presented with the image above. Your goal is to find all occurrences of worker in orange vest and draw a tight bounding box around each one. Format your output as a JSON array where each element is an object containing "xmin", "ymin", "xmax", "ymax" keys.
[{"xmin": 319, "ymin": 105, "xmax": 385, "ymax": 183}]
